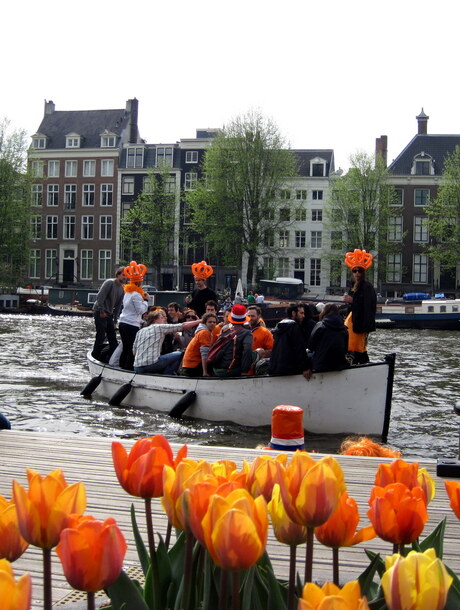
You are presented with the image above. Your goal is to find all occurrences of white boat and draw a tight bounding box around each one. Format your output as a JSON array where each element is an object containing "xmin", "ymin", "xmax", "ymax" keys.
[
  {"xmin": 376, "ymin": 299, "xmax": 460, "ymax": 330},
  {"xmin": 85, "ymin": 351, "xmax": 395, "ymax": 439}
]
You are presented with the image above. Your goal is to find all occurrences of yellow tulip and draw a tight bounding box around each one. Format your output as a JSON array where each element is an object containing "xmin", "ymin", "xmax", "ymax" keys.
[
  {"xmin": 382, "ymin": 549, "xmax": 452, "ymax": 610},
  {"xmin": 0, "ymin": 558, "xmax": 32, "ymax": 610},
  {"xmin": 12, "ymin": 469, "xmax": 86, "ymax": 549},
  {"xmin": 417, "ymin": 468, "xmax": 436, "ymax": 504},
  {"xmin": 298, "ymin": 580, "xmax": 370, "ymax": 609},
  {"xmin": 0, "ymin": 495, "xmax": 29, "ymax": 562},
  {"xmin": 267, "ymin": 483, "xmax": 307, "ymax": 546},
  {"xmin": 246, "ymin": 454, "xmax": 287, "ymax": 502}
]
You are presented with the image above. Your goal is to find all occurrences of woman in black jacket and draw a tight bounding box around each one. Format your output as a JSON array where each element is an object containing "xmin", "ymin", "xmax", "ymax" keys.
[{"xmin": 308, "ymin": 304, "xmax": 349, "ymax": 372}]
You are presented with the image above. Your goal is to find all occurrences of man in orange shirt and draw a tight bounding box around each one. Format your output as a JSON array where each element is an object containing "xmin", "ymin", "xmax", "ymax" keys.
[{"xmin": 247, "ymin": 306, "xmax": 274, "ymax": 355}]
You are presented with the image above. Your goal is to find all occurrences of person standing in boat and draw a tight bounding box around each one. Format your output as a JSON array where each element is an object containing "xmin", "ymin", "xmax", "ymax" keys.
[
  {"xmin": 185, "ymin": 261, "xmax": 218, "ymax": 317},
  {"xmin": 118, "ymin": 261, "xmax": 149, "ymax": 370},
  {"xmin": 343, "ymin": 249, "xmax": 377, "ymax": 364},
  {"xmin": 91, "ymin": 266, "xmax": 126, "ymax": 361}
]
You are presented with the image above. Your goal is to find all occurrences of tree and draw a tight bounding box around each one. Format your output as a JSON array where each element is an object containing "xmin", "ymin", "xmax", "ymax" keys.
[
  {"xmin": 186, "ymin": 110, "xmax": 298, "ymax": 288},
  {"xmin": 120, "ymin": 169, "xmax": 176, "ymax": 290},
  {"xmin": 326, "ymin": 151, "xmax": 398, "ymax": 286},
  {"xmin": 426, "ymin": 146, "xmax": 460, "ymax": 270},
  {"xmin": 0, "ymin": 119, "xmax": 31, "ymax": 287}
]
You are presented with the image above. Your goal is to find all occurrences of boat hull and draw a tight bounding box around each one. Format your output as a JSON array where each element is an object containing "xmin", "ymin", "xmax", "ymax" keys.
[{"xmin": 86, "ymin": 352, "xmax": 395, "ymax": 439}]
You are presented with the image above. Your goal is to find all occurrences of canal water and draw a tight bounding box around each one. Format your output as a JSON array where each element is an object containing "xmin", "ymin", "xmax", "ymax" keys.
[{"xmin": 0, "ymin": 313, "xmax": 459, "ymax": 459}]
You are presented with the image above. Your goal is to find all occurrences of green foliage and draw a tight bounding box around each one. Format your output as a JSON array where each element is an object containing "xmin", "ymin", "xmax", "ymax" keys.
[
  {"xmin": 187, "ymin": 110, "xmax": 298, "ymax": 285},
  {"xmin": 426, "ymin": 146, "xmax": 460, "ymax": 269}
]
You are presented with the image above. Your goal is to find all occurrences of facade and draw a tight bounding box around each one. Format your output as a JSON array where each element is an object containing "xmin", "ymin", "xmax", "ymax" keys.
[{"xmin": 383, "ymin": 111, "xmax": 460, "ymax": 297}]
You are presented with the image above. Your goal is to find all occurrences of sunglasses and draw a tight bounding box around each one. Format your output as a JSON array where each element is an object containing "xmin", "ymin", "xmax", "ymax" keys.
[
  {"xmin": 185, "ymin": 316, "xmax": 197, "ymax": 320},
  {"xmin": 352, "ymin": 268, "xmax": 364, "ymax": 274}
]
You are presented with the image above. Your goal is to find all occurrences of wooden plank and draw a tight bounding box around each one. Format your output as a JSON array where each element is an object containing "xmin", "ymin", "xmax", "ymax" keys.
[{"xmin": 0, "ymin": 430, "xmax": 458, "ymax": 606}]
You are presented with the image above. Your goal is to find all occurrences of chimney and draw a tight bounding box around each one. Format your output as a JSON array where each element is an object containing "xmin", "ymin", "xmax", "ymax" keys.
[
  {"xmin": 44, "ymin": 100, "xmax": 55, "ymax": 115},
  {"xmin": 375, "ymin": 135, "xmax": 388, "ymax": 167},
  {"xmin": 126, "ymin": 98, "xmax": 139, "ymax": 143},
  {"xmin": 416, "ymin": 108, "xmax": 429, "ymax": 135}
]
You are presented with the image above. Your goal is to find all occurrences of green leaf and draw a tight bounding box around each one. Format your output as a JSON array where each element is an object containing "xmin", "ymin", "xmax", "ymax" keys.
[
  {"xmin": 359, "ymin": 552, "xmax": 384, "ymax": 599},
  {"xmin": 416, "ymin": 518, "xmax": 446, "ymax": 558},
  {"xmin": 130, "ymin": 503, "xmax": 150, "ymax": 576},
  {"xmin": 364, "ymin": 549, "xmax": 386, "ymax": 578},
  {"xmin": 106, "ymin": 570, "xmax": 150, "ymax": 610},
  {"xmin": 202, "ymin": 549, "xmax": 220, "ymax": 610}
]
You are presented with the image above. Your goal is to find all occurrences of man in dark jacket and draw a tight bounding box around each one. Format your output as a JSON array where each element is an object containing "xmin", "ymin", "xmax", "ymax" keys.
[
  {"xmin": 91, "ymin": 266, "xmax": 126, "ymax": 360},
  {"xmin": 268, "ymin": 305, "xmax": 310, "ymax": 378},
  {"xmin": 212, "ymin": 305, "xmax": 253, "ymax": 377},
  {"xmin": 308, "ymin": 304, "xmax": 349, "ymax": 372},
  {"xmin": 185, "ymin": 261, "xmax": 218, "ymax": 317}
]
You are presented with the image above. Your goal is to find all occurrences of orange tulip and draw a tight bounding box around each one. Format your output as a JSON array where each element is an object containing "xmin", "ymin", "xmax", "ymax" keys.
[
  {"xmin": 367, "ymin": 483, "xmax": 428, "ymax": 545},
  {"xmin": 0, "ymin": 558, "xmax": 32, "ymax": 610},
  {"xmin": 201, "ymin": 488, "xmax": 268, "ymax": 571},
  {"xmin": 246, "ymin": 454, "xmax": 287, "ymax": 502},
  {"xmin": 12, "ymin": 469, "xmax": 86, "ymax": 549},
  {"xmin": 267, "ymin": 483, "xmax": 307, "ymax": 546},
  {"xmin": 112, "ymin": 435, "xmax": 187, "ymax": 498},
  {"xmin": 444, "ymin": 480, "xmax": 460, "ymax": 520},
  {"xmin": 0, "ymin": 495, "xmax": 29, "ymax": 562},
  {"xmin": 56, "ymin": 515, "xmax": 127, "ymax": 593},
  {"xmin": 315, "ymin": 491, "xmax": 375, "ymax": 549},
  {"xmin": 279, "ymin": 452, "xmax": 346, "ymax": 528},
  {"xmin": 375, "ymin": 459, "xmax": 435, "ymax": 504},
  {"xmin": 298, "ymin": 580, "xmax": 370, "ymax": 609}
]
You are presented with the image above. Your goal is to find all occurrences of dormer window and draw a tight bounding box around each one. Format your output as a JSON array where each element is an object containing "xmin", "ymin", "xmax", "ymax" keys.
[
  {"xmin": 100, "ymin": 132, "xmax": 117, "ymax": 148},
  {"xmin": 32, "ymin": 136, "xmax": 47, "ymax": 149},
  {"xmin": 310, "ymin": 157, "xmax": 327, "ymax": 177},
  {"xmin": 411, "ymin": 152, "xmax": 434, "ymax": 176},
  {"xmin": 66, "ymin": 134, "xmax": 81, "ymax": 148},
  {"xmin": 126, "ymin": 146, "xmax": 144, "ymax": 168}
]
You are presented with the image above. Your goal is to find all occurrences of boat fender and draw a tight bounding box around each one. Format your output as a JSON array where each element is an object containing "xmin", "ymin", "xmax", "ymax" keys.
[
  {"xmin": 109, "ymin": 381, "xmax": 133, "ymax": 406},
  {"xmin": 80, "ymin": 374, "xmax": 102, "ymax": 398},
  {"xmin": 169, "ymin": 391, "xmax": 197, "ymax": 419}
]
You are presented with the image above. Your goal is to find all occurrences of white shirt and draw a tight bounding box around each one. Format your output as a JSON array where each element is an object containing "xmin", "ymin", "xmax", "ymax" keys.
[{"xmin": 118, "ymin": 291, "xmax": 148, "ymax": 328}]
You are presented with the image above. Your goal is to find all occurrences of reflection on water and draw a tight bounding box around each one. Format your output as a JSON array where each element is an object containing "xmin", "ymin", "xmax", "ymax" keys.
[{"xmin": 0, "ymin": 313, "xmax": 459, "ymax": 458}]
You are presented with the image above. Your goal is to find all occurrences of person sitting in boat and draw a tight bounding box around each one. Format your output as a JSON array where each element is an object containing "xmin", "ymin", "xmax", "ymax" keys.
[
  {"xmin": 205, "ymin": 300, "xmax": 219, "ymax": 315},
  {"xmin": 268, "ymin": 304, "xmax": 310, "ymax": 378},
  {"xmin": 184, "ymin": 261, "xmax": 218, "ymax": 317},
  {"xmin": 91, "ymin": 266, "xmax": 126, "ymax": 361},
  {"xmin": 211, "ymin": 309, "xmax": 230, "ymax": 344},
  {"xmin": 247, "ymin": 305, "xmax": 274, "ymax": 356},
  {"xmin": 308, "ymin": 303, "xmax": 349, "ymax": 374},
  {"xmin": 133, "ymin": 309, "xmax": 200, "ymax": 375},
  {"xmin": 180, "ymin": 313, "xmax": 218, "ymax": 377},
  {"xmin": 298, "ymin": 303, "xmax": 317, "ymax": 347},
  {"xmin": 167, "ymin": 302, "xmax": 183, "ymax": 323},
  {"xmin": 177, "ymin": 310, "xmax": 199, "ymax": 351},
  {"xmin": 118, "ymin": 261, "xmax": 149, "ymax": 371},
  {"xmin": 211, "ymin": 305, "xmax": 254, "ymax": 377},
  {"xmin": 343, "ymin": 249, "xmax": 377, "ymax": 364}
]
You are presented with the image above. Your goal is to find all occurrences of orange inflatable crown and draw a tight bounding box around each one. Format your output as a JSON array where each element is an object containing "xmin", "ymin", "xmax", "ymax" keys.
[
  {"xmin": 344, "ymin": 249, "xmax": 373, "ymax": 270},
  {"xmin": 191, "ymin": 260, "xmax": 213, "ymax": 280},
  {"xmin": 124, "ymin": 261, "xmax": 147, "ymax": 283}
]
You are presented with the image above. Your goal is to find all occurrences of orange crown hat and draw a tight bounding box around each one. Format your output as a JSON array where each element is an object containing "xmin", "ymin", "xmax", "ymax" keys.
[
  {"xmin": 344, "ymin": 249, "xmax": 373, "ymax": 270},
  {"xmin": 191, "ymin": 260, "xmax": 213, "ymax": 280},
  {"xmin": 124, "ymin": 261, "xmax": 147, "ymax": 283}
]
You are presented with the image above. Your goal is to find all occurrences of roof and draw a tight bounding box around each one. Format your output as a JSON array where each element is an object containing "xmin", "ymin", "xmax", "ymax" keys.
[
  {"xmin": 389, "ymin": 134, "xmax": 460, "ymax": 175},
  {"xmin": 294, "ymin": 149, "xmax": 335, "ymax": 177}
]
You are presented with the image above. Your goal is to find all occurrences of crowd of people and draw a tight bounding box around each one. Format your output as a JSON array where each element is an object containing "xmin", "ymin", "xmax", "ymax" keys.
[{"xmin": 90, "ymin": 250, "xmax": 377, "ymax": 379}]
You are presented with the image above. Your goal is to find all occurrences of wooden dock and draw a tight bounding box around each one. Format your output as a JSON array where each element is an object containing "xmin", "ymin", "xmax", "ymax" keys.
[{"xmin": 1, "ymin": 430, "xmax": 459, "ymax": 607}]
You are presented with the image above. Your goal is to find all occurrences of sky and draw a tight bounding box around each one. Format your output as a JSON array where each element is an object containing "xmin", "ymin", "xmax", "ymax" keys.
[{"xmin": 3, "ymin": 0, "xmax": 460, "ymax": 171}]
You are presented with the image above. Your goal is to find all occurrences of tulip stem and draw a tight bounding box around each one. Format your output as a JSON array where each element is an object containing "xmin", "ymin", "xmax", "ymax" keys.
[
  {"xmin": 232, "ymin": 571, "xmax": 240, "ymax": 610},
  {"xmin": 144, "ymin": 497, "xmax": 160, "ymax": 610},
  {"xmin": 288, "ymin": 545, "xmax": 296, "ymax": 610},
  {"xmin": 87, "ymin": 592, "xmax": 95, "ymax": 610},
  {"xmin": 398, "ymin": 543, "xmax": 405, "ymax": 556},
  {"xmin": 332, "ymin": 547, "xmax": 339, "ymax": 585},
  {"xmin": 165, "ymin": 521, "xmax": 172, "ymax": 550},
  {"xmin": 219, "ymin": 570, "xmax": 228, "ymax": 610},
  {"xmin": 43, "ymin": 547, "xmax": 52, "ymax": 610},
  {"xmin": 304, "ymin": 526, "xmax": 314, "ymax": 583},
  {"xmin": 182, "ymin": 531, "xmax": 194, "ymax": 610}
]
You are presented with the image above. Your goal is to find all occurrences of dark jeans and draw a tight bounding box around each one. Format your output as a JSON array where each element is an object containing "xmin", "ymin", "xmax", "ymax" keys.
[
  {"xmin": 135, "ymin": 352, "xmax": 183, "ymax": 375},
  {"xmin": 118, "ymin": 323, "xmax": 139, "ymax": 371},
  {"xmin": 92, "ymin": 313, "xmax": 118, "ymax": 360}
]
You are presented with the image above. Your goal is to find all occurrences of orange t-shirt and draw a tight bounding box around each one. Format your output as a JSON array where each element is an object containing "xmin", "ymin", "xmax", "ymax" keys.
[
  {"xmin": 182, "ymin": 328, "xmax": 212, "ymax": 368},
  {"xmin": 251, "ymin": 325, "xmax": 274, "ymax": 350}
]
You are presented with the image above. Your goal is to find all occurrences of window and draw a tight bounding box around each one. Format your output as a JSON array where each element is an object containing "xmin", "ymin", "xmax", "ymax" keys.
[
  {"xmin": 81, "ymin": 250, "xmax": 93, "ymax": 280},
  {"xmin": 83, "ymin": 184, "xmax": 95, "ymax": 206},
  {"xmin": 101, "ymin": 135, "xmax": 116, "ymax": 147},
  {"xmin": 29, "ymin": 249, "xmax": 40, "ymax": 278},
  {"xmin": 126, "ymin": 147, "xmax": 144, "ymax": 168},
  {"xmin": 33, "ymin": 137, "xmax": 46, "ymax": 149},
  {"xmin": 331, "ymin": 230, "xmax": 342, "ymax": 250},
  {"xmin": 413, "ymin": 254, "xmax": 428, "ymax": 283},
  {"xmin": 388, "ymin": 216, "xmax": 403, "ymax": 241},
  {"xmin": 391, "ymin": 188, "xmax": 403, "ymax": 206},
  {"xmin": 279, "ymin": 230, "xmax": 289, "ymax": 248},
  {"xmin": 264, "ymin": 230, "xmax": 274, "ymax": 247},
  {"xmin": 414, "ymin": 189, "xmax": 429, "ymax": 206},
  {"xmin": 99, "ymin": 250, "xmax": 112, "ymax": 280},
  {"xmin": 66, "ymin": 136, "xmax": 80, "ymax": 148},
  {"xmin": 31, "ymin": 161, "xmax": 44, "ymax": 177},
  {"xmin": 101, "ymin": 159, "xmax": 114, "ymax": 177},
  {"xmin": 31, "ymin": 184, "xmax": 43, "ymax": 206},
  {"xmin": 156, "ymin": 147, "xmax": 173, "ymax": 167},
  {"xmin": 82, "ymin": 216, "xmax": 94, "ymax": 239},
  {"xmin": 295, "ymin": 208, "xmax": 306, "ymax": 221},
  {"xmin": 122, "ymin": 177, "xmax": 135, "ymax": 195},
  {"xmin": 312, "ymin": 190, "xmax": 323, "ymax": 200},
  {"xmin": 296, "ymin": 190, "xmax": 307, "ymax": 200},
  {"xmin": 31, "ymin": 215, "xmax": 41, "ymax": 239},
  {"xmin": 312, "ymin": 209, "xmax": 322, "ymax": 222},
  {"xmin": 143, "ymin": 176, "xmax": 154, "ymax": 194},
  {"xmin": 330, "ymin": 260, "xmax": 342, "ymax": 286},
  {"xmin": 387, "ymin": 254, "xmax": 401, "ymax": 283},
  {"xmin": 415, "ymin": 160, "xmax": 430, "ymax": 175},
  {"xmin": 46, "ymin": 216, "xmax": 58, "ymax": 239},
  {"xmin": 65, "ymin": 160, "xmax": 77, "ymax": 177},
  {"xmin": 278, "ymin": 257, "xmax": 289, "ymax": 276},
  {"xmin": 45, "ymin": 249, "xmax": 57, "ymax": 279},
  {"xmin": 83, "ymin": 160, "xmax": 96, "ymax": 177},
  {"xmin": 295, "ymin": 231, "xmax": 306, "ymax": 248},
  {"xmin": 100, "ymin": 216, "xmax": 112, "ymax": 239},
  {"xmin": 64, "ymin": 184, "xmax": 77, "ymax": 209},
  {"xmin": 310, "ymin": 259, "xmax": 321, "ymax": 286},
  {"xmin": 165, "ymin": 175, "xmax": 176, "ymax": 193},
  {"xmin": 185, "ymin": 172, "xmax": 197, "ymax": 190},
  {"xmin": 414, "ymin": 216, "xmax": 429, "ymax": 242},
  {"xmin": 101, "ymin": 184, "xmax": 113, "ymax": 206},
  {"xmin": 279, "ymin": 208, "xmax": 290, "ymax": 222},
  {"xmin": 63, "ymin": 216, "xmax": 76, "ymax": 239},
  {"xmin": 263, "ymin": 257, "xmax": 275, "ymax": 278},
  {"xmin": 280, "ymin": 189, "xmax": 291, "ymax": 200},
  {"xmin": 185, "ymin": 151, "xmax": 198, "ymax": 163},
  {"xmin": 311, "ymin": 162, "xmax": 325, "ymax": 177},
  {"xmin": 311, "ymin": 231, "xmax": 322, "ymax": 248},
  {"xmin": 294, "ymin": 258, "xmax": 305, "ymax": 271},
  {"xmin": 48, "ymin": 161, "xmax": 59, "ymax": 178}
]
